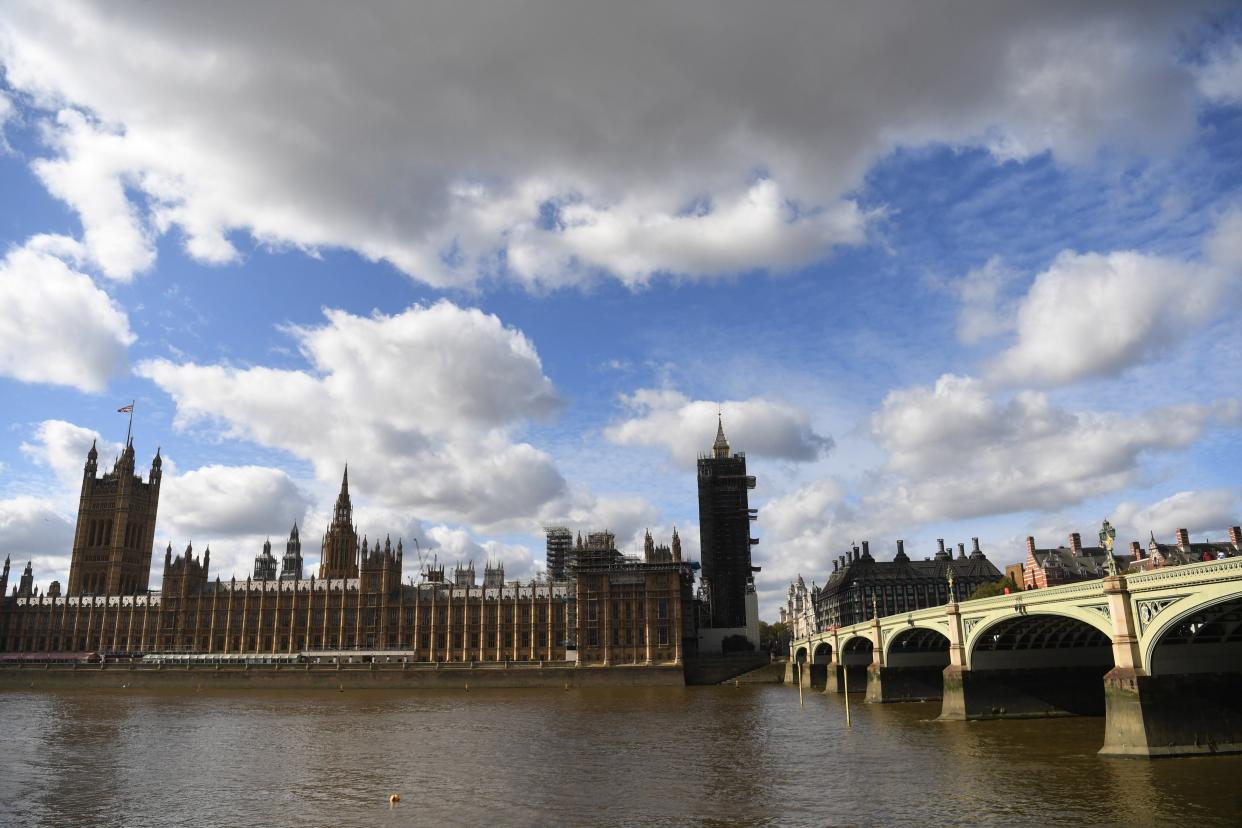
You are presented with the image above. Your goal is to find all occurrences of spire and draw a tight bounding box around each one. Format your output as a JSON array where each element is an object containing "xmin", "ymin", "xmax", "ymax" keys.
[
  {"xmin": 712, "ymin": 414, "xmax": 731, "ymax": 459},
  {"xmin": 87, "ymin": 439, "xmax": 98, "ymax": 462},
  {"xmin": 152, "ymin": 446, "xmax": 162, "ymax": 469},
  {"xmin": 341, "ymin": 464, "xmax": 349, "ymax": 494}
]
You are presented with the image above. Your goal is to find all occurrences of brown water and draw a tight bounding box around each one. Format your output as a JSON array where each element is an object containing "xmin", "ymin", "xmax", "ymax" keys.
[{"xmin": 1, "ymin": 685, "xmax": 1240, "ymax": 827}]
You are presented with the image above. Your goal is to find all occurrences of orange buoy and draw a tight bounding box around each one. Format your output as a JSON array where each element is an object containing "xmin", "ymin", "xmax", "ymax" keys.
[{"xmin": 389, "ymin": 794, "xmax": 401, "ymax": 807}]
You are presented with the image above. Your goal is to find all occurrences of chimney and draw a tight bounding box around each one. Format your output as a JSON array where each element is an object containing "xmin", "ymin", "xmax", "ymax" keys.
[
  {"xmin": 971, "ymin": 537, "xmax": 983, "ymax": 558},
  {"xmin": 1069, "ymin": 533, "xmax": 1082, "ymax": 554},
  {"xmin": 896, "ymin": 539, "xmax": 905, "ymax": 556},
  {"xmin": 852, "ymin": 545, "xmax": 860, "ymax": 562},
  {"xmin": 1129, "ymin": 541, "xmax": 1142, "ymax": 559},
  {"xmin": 1026, "ymin": 536, "xmax": 1036, "ymax": 558},
  {"xmin": 832, "ymin": 559, "xmax": 838, "ymax": 573},
  {"xmin": 957, "ymin": 543, "xmax": 966, "ymax": 559},
  {"xmin": 1228, "ymin": 526, "xmax": 1241, "ymax": 550},
  {"xmin": 861, "ymin": 541, "xmax": 871, "ymax": 559},
  {"xmin": 938, "ymin": 539, "xmax": 946, "ymax": 555},
  {"xmin": 1175, "ymin": 528, "xmax": 1190, "ymax": 549}
]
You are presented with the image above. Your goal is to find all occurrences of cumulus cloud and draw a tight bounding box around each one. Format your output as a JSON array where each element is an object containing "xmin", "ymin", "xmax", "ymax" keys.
[
  {"xmin": 986, "ymin": 211, "xmax": 1242, "ymax": 387},
  {"xmin": 137, "ymin": 301, "xmax": 567, "ymax": 528},
  {"xmin": 156, "ymin": 465, "xmax": 311, "ymax": 540},
  {"xmin": 0, "ymin": 496, "xmax": 76, "ymax": 585},
  {"xmin": 20, "ymin": 419, "xmax": 121, "ymax": 491},
  {"xmin": 953, "ymin": 257, "xmax": 1020, "ymax": 345},
  {"xmin": 0, "ymin": 2, "xmax": 1213, "ymax": 286},
  {"xmin": 605, "ymin": 388, "xmax": 831, "ymax": 466},
  {"xmin": 869, "ymin": 374, "xmax": 1241, "ymax": 522},
  {"xmin": 0, "ymin": 235, "xmax": 135, "ymax": 392},
  {"xmin": 1111, "ymin": 489, "xmax": 1240, "ymax": 544}
]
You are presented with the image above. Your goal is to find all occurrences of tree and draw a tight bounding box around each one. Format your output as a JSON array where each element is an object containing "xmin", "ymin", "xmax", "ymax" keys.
[
  {"xmin": 968, "ymin": 576, "xmax": 1020, "ymax": 600},
  {"xmin": 759, "ymin": 620, "xmax": 790, "ymax": 652}
]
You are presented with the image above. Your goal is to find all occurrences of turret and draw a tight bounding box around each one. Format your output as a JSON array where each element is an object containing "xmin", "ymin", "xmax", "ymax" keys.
[
  {"xmin": 149, "ymin": 447, "xmax": 162, "ymax": 485},
  {"xmin": 17, "ymin": 561, "xmax": 34, "ymax": 597},
  {"xmin": 280, "ymin": 522, "xmax": 304, "ymax": 581},
  {"xmin": 712, "ymin": 414, "xmax": 731, "ymax": 459},
  {"xmin": 644, "ymin": 529, "xmax": 655, "ymax": 562},
  {"xmin": 254, "ymin": 537, "xmax": 277, "ymax": 581},
  {"xmin": 671, "ymin": 526, "xmax": 682, "ymax": 562}
]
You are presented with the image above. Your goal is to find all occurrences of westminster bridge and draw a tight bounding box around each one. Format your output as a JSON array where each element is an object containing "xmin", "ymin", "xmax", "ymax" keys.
[{"xmin": 788, "ymin": 557, "xmax": 1242, "ymax": 757}]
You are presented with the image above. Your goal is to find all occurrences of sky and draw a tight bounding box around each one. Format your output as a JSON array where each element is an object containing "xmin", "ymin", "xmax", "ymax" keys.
[{"xmin": 1, "ymin": 2, "xmax": 1241, "ymax": 619}]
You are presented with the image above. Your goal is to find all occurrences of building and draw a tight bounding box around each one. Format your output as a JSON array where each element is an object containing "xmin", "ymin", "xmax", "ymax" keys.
[
  {"xmin": 0, "ymin": 435, "xmax": 695, "ymax": 667},
  {"xmin": 544, "ymin": 526, "xmax": 573, "ymax": 580},
  {"xmin": 812, "ymin": 538, "xmax": 1001, "ymax": 629},
  {"xmin": 697, "ymin": 417, "xmax": 759, "ymax": 638},
  {"xmin": 68, "ymin": 438, "xmax": 161, "ymax": 596},
  {"xmin": 1021, "ymin": 533, "xmax": 1128, "ymax": 589},
  {"xmin": 1128, "ymin": 526, "xmax": 1241, "ymax": 572},
  {"xmin": 782, "ymin": 575, "xmax": 816, "ymax": 640}
]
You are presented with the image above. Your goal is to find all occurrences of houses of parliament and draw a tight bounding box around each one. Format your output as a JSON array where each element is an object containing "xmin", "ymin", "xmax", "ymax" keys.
[{"xmin": 0, "ymin": 420, "xmax": 762, "ymax": 665}]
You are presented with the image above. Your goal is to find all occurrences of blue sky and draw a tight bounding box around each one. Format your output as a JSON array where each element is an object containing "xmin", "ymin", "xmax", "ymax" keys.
[{"xmin": 1, "ymin": 2, "xmax": 1241, "ymax": 617}]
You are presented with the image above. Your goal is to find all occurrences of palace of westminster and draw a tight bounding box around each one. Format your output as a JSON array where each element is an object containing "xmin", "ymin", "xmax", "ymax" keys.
[{"xmin": 0, "ymin": 419, "xmax": 764, "ymax": 665}]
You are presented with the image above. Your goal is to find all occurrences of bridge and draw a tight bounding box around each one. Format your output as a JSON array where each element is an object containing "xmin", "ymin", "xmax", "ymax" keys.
[{"xmin": 788, "ymin": 557, "xmax": 1242, "ymax": 757}]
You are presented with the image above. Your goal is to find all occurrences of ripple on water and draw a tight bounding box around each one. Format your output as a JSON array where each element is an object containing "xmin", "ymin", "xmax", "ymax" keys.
[{"xmin": 1, "ymin": 686, "xmax": 1241, "ymax": 827}]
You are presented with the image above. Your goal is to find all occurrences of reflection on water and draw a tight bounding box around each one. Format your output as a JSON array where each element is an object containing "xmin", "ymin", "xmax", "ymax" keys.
[{"xmin": 1, "ymin": 685, "xmax": 1240, "ymax": 827}]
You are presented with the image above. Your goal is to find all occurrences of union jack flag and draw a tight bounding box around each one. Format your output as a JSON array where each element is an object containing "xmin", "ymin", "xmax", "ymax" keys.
[{"xmin": 117, "ymin": 403, "xmax": 134, "ymax": 414}]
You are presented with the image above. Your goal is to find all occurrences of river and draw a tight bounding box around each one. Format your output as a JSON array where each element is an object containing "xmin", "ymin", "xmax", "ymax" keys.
[{"xmin": 1, "ymin": 685, "xmax": 1239, "ymax": 826}]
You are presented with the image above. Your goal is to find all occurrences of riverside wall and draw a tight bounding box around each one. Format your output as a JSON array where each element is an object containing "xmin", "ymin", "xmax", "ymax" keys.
[{"xmin": 0, "ymin": 662, "xmax": 686, "ymax": 691}]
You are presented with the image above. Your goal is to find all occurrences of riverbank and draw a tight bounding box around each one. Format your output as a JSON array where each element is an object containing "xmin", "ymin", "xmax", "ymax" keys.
[{"xmin": 0, "ymin": 661, "xmax": 685, "ymax": 690}]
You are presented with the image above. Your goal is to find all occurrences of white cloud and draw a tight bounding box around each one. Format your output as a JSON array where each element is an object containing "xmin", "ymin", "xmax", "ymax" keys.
[
  {"xmin": 137, "ymin": 301, "xmax": 567, "ymax": 528},
  {"xmin": 1198, "ymin": 43, "xmax": 1242, "ymax": 105},
  {"xmin": 0, "ymin": 2, "xmax": 1211, "ymax": 286},
  {"xmin": 20, "ymin": 419, "xmax": 121, "ymax": 492},
  {"xmin": 869, "ymin": 374, "xmax": 1241, "ymax": 522},
  {"xmin": 0, "ymin": 235, "xmax": 135, "ymax": 392},
  {"xmin": 1111, "ymin": 490, "xmax": 1240, "ymax": 544},
  {"xmin": 605, "ymin": 388, "xmax": 831, "ymax": 466},
  {"xmin": 0, "ymin": 496, "xmax": 75, "ymax": 587},
  {"xmin": 156, "ymin": 464, "xmax": 311, "ymax": 541},
  {"xmin": 987, "ymin": 211, "xmax": 1242, "ymax": 387},
  {"xmin": 953, "ymin": 256, "xmax": 1019, "ymax": 345}
]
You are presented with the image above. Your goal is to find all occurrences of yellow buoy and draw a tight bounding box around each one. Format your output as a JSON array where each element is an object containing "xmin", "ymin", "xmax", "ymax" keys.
[{"xmin": 388, "ymin": 793, "xmax": 401, "ymax": 807}]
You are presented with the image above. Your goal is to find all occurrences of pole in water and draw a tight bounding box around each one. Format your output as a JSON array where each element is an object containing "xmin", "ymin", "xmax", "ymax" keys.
[
  {"xmin": 798, "ymin": 662, "xmax": 804, "ymax": 708},
  {"xmin": 843, "ymin": 660, "xmax": 852, "ymax": 728}
]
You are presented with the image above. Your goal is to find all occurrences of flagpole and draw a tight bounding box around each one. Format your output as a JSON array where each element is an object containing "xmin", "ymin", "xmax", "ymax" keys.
[{"xmin": 126, "ymin": 399, "xmax": 134, "ymax": 445}]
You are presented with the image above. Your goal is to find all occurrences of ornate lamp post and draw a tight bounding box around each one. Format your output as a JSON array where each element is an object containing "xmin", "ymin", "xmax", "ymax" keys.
[{"xmin": 1100, "ymin": 519, "xmax": 1118, "ymax": 576}]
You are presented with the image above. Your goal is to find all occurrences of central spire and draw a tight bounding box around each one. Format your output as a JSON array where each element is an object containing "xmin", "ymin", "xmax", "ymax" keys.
[{"xmin": 712, "ymin": 413, "xmax": 731, "ymax": 459}]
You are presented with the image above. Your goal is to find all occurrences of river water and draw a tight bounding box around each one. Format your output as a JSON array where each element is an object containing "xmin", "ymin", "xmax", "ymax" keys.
[{"xmin": 1, "ymin": 684, "xmax": 1239, "ymax": 827}]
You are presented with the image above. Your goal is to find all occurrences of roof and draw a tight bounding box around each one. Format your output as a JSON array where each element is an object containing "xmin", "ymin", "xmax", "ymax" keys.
[{"xmin": 816, "ymin": 554, "xmax": 1000, "ymax": 598}]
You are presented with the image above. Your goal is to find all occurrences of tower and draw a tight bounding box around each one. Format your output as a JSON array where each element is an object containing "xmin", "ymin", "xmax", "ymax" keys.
[
  {"xmin": 697, "ymin": 416, "xmax": 758, "ymax": 629},
  {"xmin": 280, "ymin": 523, "xmax": 303, "ymax": 581},
  {"xmin": 68, "ymin": 438, "xmax": 161, "ymax": 595},
  {"xmin": 319, "ymin": 467, "xmax": 359, "ymax": 579},
  {"xmin": 253, "ymin": 538, "xmax": 277, "ymax": 581},
  {"xmin": 545, "ymin": 526, "xmax": 572, "ymax": 581}
]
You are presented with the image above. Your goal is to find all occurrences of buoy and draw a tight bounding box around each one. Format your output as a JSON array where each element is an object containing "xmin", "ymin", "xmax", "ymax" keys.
[
  {"xmin": 464, "ymin": 683, "xmax": 469, "ymax": 691},
  {"xmin": 338, "ymin": 684, "xmax": 344, "ymax": 692},
  {"xmin": 389, "ymin": 793, "xmax": 400, "ymax": 807}
]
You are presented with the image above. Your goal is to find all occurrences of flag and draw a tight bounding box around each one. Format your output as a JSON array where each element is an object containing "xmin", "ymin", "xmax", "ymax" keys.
[{"xmin": 117, "ymin": 403, "xmax": 134, "ymax": 414}]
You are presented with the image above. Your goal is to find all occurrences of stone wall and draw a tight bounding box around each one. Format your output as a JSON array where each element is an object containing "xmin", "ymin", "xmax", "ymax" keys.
[{"xmin": 0, "ymin": 662, "xmax": 685, "ymax": 691}]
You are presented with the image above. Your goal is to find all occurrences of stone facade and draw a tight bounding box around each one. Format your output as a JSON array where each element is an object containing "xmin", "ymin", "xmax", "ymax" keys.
[
  {"xmin": 0, "ymin": 437, "xmax": 694, "ymax": 667},
  {"xmin": 812, "ymin": 538, "xmax": 1001, "ymax": 629}
]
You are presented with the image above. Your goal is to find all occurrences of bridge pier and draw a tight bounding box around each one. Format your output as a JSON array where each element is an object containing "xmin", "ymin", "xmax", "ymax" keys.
[
  {"xmin": 1101, "ymin": 668, "xmax": 1242, "ymax": 757},
  {"xmin": 823, "ymin": 660, "xmax": 867, "ymax": 693},
  {"xmin": 938, "ymin": 665, "xmax": 1107, "ymax": 720},
  {"xmin": 865, "ymin": 664, "xmax": 944, "ymax": 703}
]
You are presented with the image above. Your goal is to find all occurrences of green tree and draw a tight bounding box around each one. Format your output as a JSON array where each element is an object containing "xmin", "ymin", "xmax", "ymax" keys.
[
  {"xmin": 968, "ymin": 576, "xmax": 1020, "ymax": 600},
  {"xmin": 759, "ymin": 620, "xmax": 791, "ymax": 652}
]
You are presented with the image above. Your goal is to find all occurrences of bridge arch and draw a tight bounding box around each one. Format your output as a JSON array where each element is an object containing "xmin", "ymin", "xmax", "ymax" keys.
[
  {"xmin": 812, "ymin": 641, "xmax": 833, "ymax": 665},
  {"xmin": 958, "ymin": 612, "xmax": 1113, "ymax": 718},
  {"xmin": 793, "ymin": 645, "xmax": 808, "ymax": 664},
  {"xmin": 1144, "ymin": 592, "xmax": 1242, "ymax": 677},
  {"xmin": 884, "ymin": 624, "xmax": 950, "ymax": 665}
]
